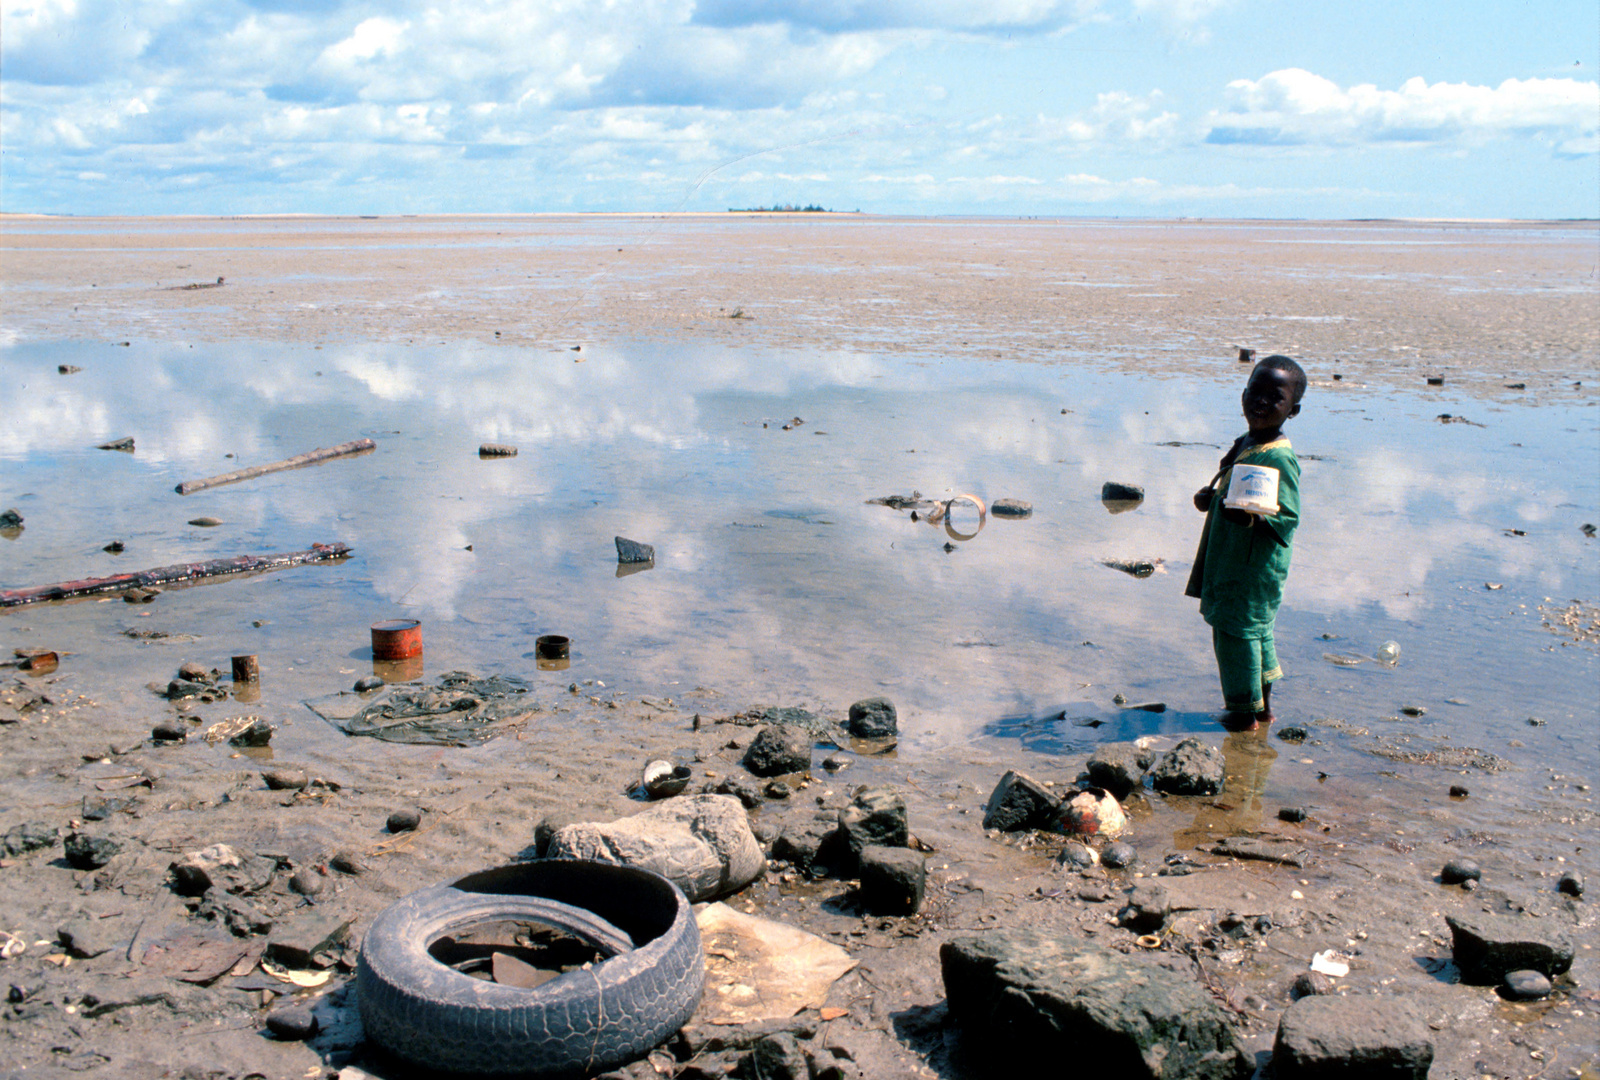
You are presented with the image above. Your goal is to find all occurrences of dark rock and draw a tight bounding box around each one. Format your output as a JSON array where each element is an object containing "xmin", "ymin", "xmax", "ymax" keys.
[
  {"xmin": 1502, "ymin": 969, "xmax": 1552, "ymax": 1000},
  {"xmin": 615, "ymin": 536, "xmax": 655, "ymax": 563},
  {"xmin": 991, "ymin": 498, "xmax": 1033, "ymax": 517},
  {"xmin": 195, "ymin": 892, "xmax": 274, "ymax": 937},
  {"xmin": 941, "ymin": 930, "xmax": 1249, "ymax": 1079},
  {"xmin": 1440, "ymin": 858, "xmax": 1481, "ymax": 885},
  {"xmin": 762, "ymin": 780, "xmax": 792, "ymax": 800},
  {"xmin": 1086, "ymin": 743, "xmax": 1146, "ymax": 801},
  {"xmin": 387, "ymin": 809, "xmax": 421, "ymax": 833},
  {"xmin": 0, "ymin": 509, "xmax": 22, "ymax": 528},
  {"xmin": 169, "ymin": 843, "xmax": 277, "ymax": 897},
  {"xmin": 161, "ymin": 680, "xmax": 203, "ymax": 700},
  {"xmin": 838, "ymin": 787, "xmax": 908, "ymax": 865},
  {"xmin": 177, "ymin": 661, "xmax": 211, "ymax": 682},
  {"xmin": 64, "ymin": 833, "xmax": 121, "ymax": 870},
  {"xmin": 1100, "ymin": 481, "xmax": 1145, "ymax": 502},
  {"xmin": 1055, "ymin": 843, "xmax": 1097, "ymax": 870},
  {"xmin": 534, "ymin": 811, "xmax": 585, "ymax": 858},
  {"xmin": 858, "ymin": 845, "xmax": 926, "ymax": 915},
  {"xmin": 228, "ymin": 718, "xmax": 273, "ymax": 747},
  {"xmin": 289, "ymin": 869, "xmax": 325, "ymax": 897},
  {"xmin": 266, "ymin": 1005, "xmax": 319, "ymax": 1040},
  {"xmin": 708, "ymin": 775, "xmax": 763, "ymax": 809},
  {"xmin": 262, "ymin": 768, "xmax": 309, "ymax": 791},
  {"xmin": 1276, "ymin": 725, "xmax": 1310, "ymax": 744},
  {"xmin": 1447, "ymin": 912, "xmax": 1575, "ymax": 984},
  {"xmin": 1077, "ymin": 885, "xmax": 1115, "ymax": 903},
  {"xmin": 1558, "ymin": 870, "xmax": 1584, "ymax": 897},
  {"xmin": 151, "ymin": 721, "xmax": 188, "ymax": 742},
  {"xmin": 1278, "ymin": 806, "xmax": 1308, "ymax": 823},
  {"xmin": 1149, "ymin": 737, "xmax": 1225, "ymax": 796},
  {"xmin": 747, "ymin": 1033, "xmax": 810, "ymax": 1080},
  {"xmin": 846, "ymin": 697, "xmax": 897, "ymax": 739},
  {"xmin": 330, "ymin": 851, "xmax": 368, "ymax": 876},
  {"xmin": 81, "ymin": 795, "xmax": 133, "ymax": 821},
  {"xmin": 2, "ymin": 822, "xmax": 58, "ymax": 857},
  {"xmin": 772, "ymin": 820, "xmax": 843, "ymax": 877},
  {"xmin": 982, "ymin": 770, "xmax": 1059, "ymax": 831},
  {"xmin": 1101, "ymin": 842, "xmax": 1137, "ymax": 870},
  {"xmin": 1272, "ymin": 995, "xmax": 1433, "ymax": 1080},
  {"xmin": 353, "ymin": 675, "xmax": 384, "ymax": 692},
  {"xmin": 822, "ymin": 755, "xmax": 852, "ymax": 773},
  {"xmin": 265, "ymin": 911, "xmax": 354, "ymax": 968},
  {"xmin": 1448, "ymin": 785, "xmax": 1469, "ymax": 797},
  {"xmin": 1117, "ymin": 882, "xmax": 1171, "ymax": 933},
  {"xmin": 1290, "ymin": 971, "xmax": 1335, "ymax": 999},
  {"xmin": 743, "ymin": 725, "xmax": 812, "ymax": 777}
]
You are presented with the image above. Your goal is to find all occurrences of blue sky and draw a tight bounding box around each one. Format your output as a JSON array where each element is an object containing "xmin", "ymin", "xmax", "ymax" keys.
[{"xmin": 2, "ymin": 0, "xmax": 1596, "ymax": 218}]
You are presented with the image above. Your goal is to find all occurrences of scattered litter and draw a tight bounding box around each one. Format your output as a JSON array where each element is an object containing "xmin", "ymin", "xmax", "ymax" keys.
[
  {"xmin": 1309, "ymin": 950, "xmax": 1350, "ymax": 978},
  {"xmin": 306, "ymin": 670, "xmax": 540, "ymax": 745},
  {"xmin": 695, "ymin": 902, "xmax": 856, "ymax": 1025},
  {"xmin": 261, "ymin": 960, "xmax": 331, "ymax": 988}
]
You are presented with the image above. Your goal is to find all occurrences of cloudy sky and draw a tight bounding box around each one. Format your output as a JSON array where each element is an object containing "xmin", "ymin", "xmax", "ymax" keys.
[{"xmin": 2, "ymin": 0, "xmax": 1596, "ymax": 218}]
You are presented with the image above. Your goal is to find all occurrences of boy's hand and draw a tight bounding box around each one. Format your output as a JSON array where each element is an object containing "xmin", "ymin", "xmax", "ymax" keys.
[
  {"xmin": 1193, "ymin": 488, "xmax": 1213, "ymax": 513},
  {"xmin": 1220, "ymin": 507, "xmax": 1255, "ymax": 526}
]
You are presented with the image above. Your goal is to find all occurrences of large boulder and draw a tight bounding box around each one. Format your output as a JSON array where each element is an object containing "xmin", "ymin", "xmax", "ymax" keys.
[
  {"xmin": 546, "ymin": 794, "xmax": 764, "ymax": 902},
  {"xmin": 940, "ymin": 929, "xmax": 1249, "ymax": 1079},
  {"xmin": 1446, "ymin": 912, "xmax": 1575, "ymax": 984},
  {"xmin": 1272, "ymin": 995, "xmax": 1434, "ymax": 1079},
  {"xmin": 1149, "ymin": 737, "xmax": 1225, "ymax": 796}
]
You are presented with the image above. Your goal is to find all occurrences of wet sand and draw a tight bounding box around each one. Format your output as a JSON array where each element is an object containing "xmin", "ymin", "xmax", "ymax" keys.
[{"xmin": 1, "ymin": 216, "xmax": 1597, "ymax": 1080}]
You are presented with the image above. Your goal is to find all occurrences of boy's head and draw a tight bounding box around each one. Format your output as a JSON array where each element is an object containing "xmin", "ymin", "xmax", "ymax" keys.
[{"xmin": 1242, "ymin": 354, "xmax": 1305, "ymax": 438}]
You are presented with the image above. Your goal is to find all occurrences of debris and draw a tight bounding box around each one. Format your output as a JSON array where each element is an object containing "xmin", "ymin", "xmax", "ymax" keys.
[
  {"xmin": 615, "ymin": 536, "xmax": 655, "ymax": 564},
  {"xmin": 306, "ymin": 670, "xmax": 537, "ymax": 745},
  {"xmin": 97, "ymin": 437, "xmax": 135, "ymax": 452},
  {"xmin": 991, "ymin": 498, "xmax": 1033, "ymax": 518},
  {"xmin": 188, "ymin": 517, "xmax": 223, "ymax": 527},
  {"xmin": 1101, "ymin": 558, "xmax": 1161, "ymax": 578},
  {"xmin": 1308, "ymin": 950, "xmax": 1349, "ymax": 978},
  {"xmin": 0, "ymin": 542, "xmax": 352, "ymax": 607},
  {"xmin": 174, "ymin": 437, "xmax": 375, "ymax": 495},
  {"xmin": 695, "ymin": 903, "xmax": 856, "ymax": 1025},
  {"xmin": 478, "ymin": 443, "xmax": 518, "ymax": 457}
]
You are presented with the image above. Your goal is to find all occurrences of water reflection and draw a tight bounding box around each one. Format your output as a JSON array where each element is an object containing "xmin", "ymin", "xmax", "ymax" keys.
[{"xmin": 1173, "ymin": 728, "xmax": 1280, "ymax": 849}]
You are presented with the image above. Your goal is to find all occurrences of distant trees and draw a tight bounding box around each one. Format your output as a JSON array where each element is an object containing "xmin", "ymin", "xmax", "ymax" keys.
[{"xmin": 727, "ymin": 203, "xmax": 835, "ymax": 213}]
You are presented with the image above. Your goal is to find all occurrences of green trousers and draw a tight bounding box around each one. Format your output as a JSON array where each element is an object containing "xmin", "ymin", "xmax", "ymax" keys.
[{"xmin": 1212, "ymin": 625, "xmax": 1282, "ymax": 713}]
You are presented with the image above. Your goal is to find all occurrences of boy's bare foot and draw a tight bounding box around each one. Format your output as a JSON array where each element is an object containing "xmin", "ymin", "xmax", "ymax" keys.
[
  {"xmin": 1220, "ymin": 711, "xmax": 1259, "ymax": 731},
  {"xmin": 1258, "ymin": 711, "xmax": 1276, "ymax": 726}
]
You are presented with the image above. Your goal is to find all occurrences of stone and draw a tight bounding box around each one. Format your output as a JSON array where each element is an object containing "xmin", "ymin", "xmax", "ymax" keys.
[
  {"xmin": 1558, "ymin": 870, "xmax": 1584, "ymax": 897},
  {"xmin": 2, "ymin": 822, "xmax": 58, "ymax": 857},
  {"xmin": 262, "ymin": 768, "xmax": 309, "ymax": 791},
  {"xmin": 289, "ymin": 869, "xmax": 325, "ymax": 897},
  {"xmin": 151, "ymin": 720, "xmax": 188, "ymax": 742},
  {"xmin": 846, "ymin": 697, "xmax": 897, "ymax": 739},
  {"xmin": 1102, "ymin": 842, "xmax": 1137, "ymax": 870},
  {"xmin": 0, "ymin": 509, "xmax": 22, "ymax": 528},
  {"xmin": 941, "ymin": 929, "xmax": 1249, "ymax": 1079},
  {"xmin": 165, "ymin": 679, "xmax": 204, "ymax": 700},
  {"xmin": 228, "ymin": 718, "xmax": 273, "ymax": 747},
  {"xmin": 1117, "ymin": 882, "xmax": 1171, "ymax": 934},
  {"xmin": 330, "ymin": 851, "xmax": 368, "ymax": 876},
  {"xmin": 858, "ymin": 845, "xmax": 926, "ymax": 915},
  {"xmin": 266, "ymin": 910, "xmax": 354, "ymax": 967},
  {"xmin": 1278, "ymin": 806, "xmax": 1308, "ymax": 823},
  {"xmin": 773, "ymin": 819, "xmax": 844, "ymax": 877},
  {"xmin": 353, "ymin": 675, "xmax": 384, "ymax": 692},
  {"xmin": 1446, "ymin": 912, "xmax": 1575, "ymax": 984},
  {"xmin": 197, "ymin": 891, "xmax": 274, "ymax": 937},
  {"xmin": 1290, "ymin": 971, "xmax": 1335, "ymax": 999},
  {"xmin": 178, "ymin": 661, "xmax": 211, "ymax": 682},
  {"xmin": 534, "ymin": 811, "xmax": 585, "ymax": 857},
  {"xmin": 64, "ymin": 833, "xmax": 121, "ymax": 870},
  {"xmin": 615, "ymin": 536, "xmax": 655, "ymax": 563},
  {"xmin": 991, "ymin": 498, "xmax": 1033, "ymax": 517},
  {"xmin": 822, "ymin": 755, "xmax": 852, "ymax": 773},
  {"xmin": 266, "ymin": 1005, "xmax": 320, "ymax": 1040},
  {"xmin": 838, "ymin": 787, "xmax": 908, "ymax": 867},
  {"xmin": 982, "ymin": 770, "xmax": 1059, "ymax": 832},
  {"xmin": 1056, "ymin": 843, "xmax": 1098, "ymax": 870},
  {"xmin": 1448, "ymin": 785, "xmax": 1469, "ymax": 798},
  {"xmin": 1272, "ymin": 995, "xmax": 1433, "ymax": 1079},
  {"xmin": 708, "ymin": 774, "xmax": 763, "ymax": 809},
  {"xmin": 169, "ymin": 843, "xmax": 277, "ymax": 897},
  {"xmin": 1440, "ymin": 858, "xmax": 1481, "ymax": 885},
  {"xmin": 743, "ymin": 725, "xmax": 812, "ymax": 777},
  {"xmin": 762, "ymin": 780, "xmax": 792, "ymax": 800},
  {"xmin": 1086, "ymin": 743, "xmax": 1146, "ymax": 800},
  {"xmin": 387, "ymin": 809, "xmax": 421, "ymax": 832},
  {"xmin": 1276, "ymin": 725, "xmax": 1310, "ymax": 744},
  {"xmin": 58, "ymin": 918, "xmax": 129, "ymax": 959},
  {"xmin": 547, "ymin": 794, "xmax": 764, "ymax": 902},
  {"xmin": 747, "ymin": 1033, "xmax": 810, "ymax": 1080},
  {"xmin": 1503, "ymin": 969, "xmax": 1552, "ymax": 1000},
  {"xmin": 1149, "ymin": 737, "xmax": 1225, "ymax": 796},
  {"xmin": 1100, "ymin": 481, "xmax": 1146, "ymax": 503}
]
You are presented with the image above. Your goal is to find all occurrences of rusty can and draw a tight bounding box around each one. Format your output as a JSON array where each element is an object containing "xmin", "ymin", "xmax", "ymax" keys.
[{"xmin": 371, "ymin": 619, "xmax": 422, "ymax": 660}]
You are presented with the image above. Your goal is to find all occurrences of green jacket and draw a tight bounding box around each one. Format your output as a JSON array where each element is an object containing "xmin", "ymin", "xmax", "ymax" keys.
[{"xmin": 1184, "ymin": 437, "xmax": 1301, "ymax": 638}]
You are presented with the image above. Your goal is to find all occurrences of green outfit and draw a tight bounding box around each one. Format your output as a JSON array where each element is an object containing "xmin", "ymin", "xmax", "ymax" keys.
[{"xmin": 1184, "ymin": 437, "xmax": 1300, "ymax": 712}]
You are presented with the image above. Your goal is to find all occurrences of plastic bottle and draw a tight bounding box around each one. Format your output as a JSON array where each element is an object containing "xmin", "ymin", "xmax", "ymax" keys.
[{"xmin": 1376, "ymin": 640, "xmax": 1400, "ymax": 666}]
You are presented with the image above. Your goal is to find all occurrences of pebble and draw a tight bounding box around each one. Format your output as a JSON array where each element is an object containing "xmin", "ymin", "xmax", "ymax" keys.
[
  {"xmin": 387, "ymin": 809, "xmax": 421, "ymax": 833},
  {"xmin": 822, "ymin": 755, "xmax": 852, "ymax": 773},
  {"xmin": 1056, "ymin": 843, "xmax": 1098, "ymax": 869},
  {"xmin": 1278, "ymin": 806, "xmax": 1309, "ymax": 823},
  {"xmin": 1101, "ymin": 842, "xmax": 1137, "ymax": 869},
  {"xmin": 1276, "ymin": 725, "xmax": 1310, "ymax": 744},
  {"xmin": 354, "ymin": 675, "xmax": 385, "ymax": 692},
  {"xmin": 1558, "ymin": 870, "xmax": 1584, "ymax": 898},
  {"xmin": 1449, "ymin": 785, "xmax": 1470, "ymax": 798},
  {"xmin": 262, "ymin": 768, "xmax": 309, "ymax": 791},
  {"xmin": 188, "ymin": 517, "xmax": 223, "ymax": 527},
  {"xmin": 289, "ymin": 869, "xmax": 325, "ymax": 897},
  {"xmin": 1441, "ymin": 858, "xmax": 1482, "ymax": 885},
  {"xmin": 1291, "ymin": 971, "xmax": 1335, "ymax": 998},
  {"xmin": 1502, "ymin": 970, "xmax": 1552, "ymax": 1000},
  {"xmin": 265, "ymin": 1005, "xmax": 319, "ymax": 1040},
  {"xmin": 151, "ymin": 721, "xmax": 188, "ymax": 743},
  {"xmin": 1400, "ymin": 705, "xmax": 1427, "ymax": 716},
  {"xmin": 763, "ymin": 781, "xmax": 792, "ymax": 800},
  {"xmin": 330, "ymin": 851, "xmax": 368, "ymax": 876}
]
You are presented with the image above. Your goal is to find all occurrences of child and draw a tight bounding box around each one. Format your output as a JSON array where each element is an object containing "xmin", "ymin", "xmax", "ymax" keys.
[{"xmin": 1185, "ymin": 355, "xmax": 1306, "ymax": 730}]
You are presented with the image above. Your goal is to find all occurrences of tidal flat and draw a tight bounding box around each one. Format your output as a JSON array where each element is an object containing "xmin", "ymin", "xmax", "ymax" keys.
[{"xmin": 1, "ymin": 215, "xmax": 1596, "ymax": 1079}]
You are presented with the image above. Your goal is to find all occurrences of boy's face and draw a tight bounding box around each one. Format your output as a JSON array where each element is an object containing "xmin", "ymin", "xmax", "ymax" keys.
[{"xmin": 1241, "ymin": 366, "xmax": 1300, "ymax": 437}]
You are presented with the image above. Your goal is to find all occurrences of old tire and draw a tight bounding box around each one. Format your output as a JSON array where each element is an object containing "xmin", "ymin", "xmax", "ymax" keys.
[{"xmin": 357, "ymin": 860, "xmax": 704, "ymax": 1076}]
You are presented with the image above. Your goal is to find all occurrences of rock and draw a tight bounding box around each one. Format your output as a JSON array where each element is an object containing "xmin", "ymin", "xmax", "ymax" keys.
[
  {"xmin": 265, "ymin": 910, "xmax": 354, "ymax": 967},
  {"xmin": 1055, "ymin": 843, "xmax": 1098, "ymax": 870},
  {"xmin": 858, "ymin": 845, "xmax": 926, "ymax": 915},
  {"xmin": 169, "ymin": 843, "xmax": 277, "ymax": 897},
  {"xmin": 262, "ymin": 768, "xmax": 309, "ymax": 791},
  {"xmin": 330, "ymin": 851, "xmax": 368, "ymax": 876},
  {"xmin": 353, "ymin": 675, "xmax": 384, "ymax": 692},
  {"xmin": 289, "ymin": 869, "xmax": 325, "ymax": 897},
  {"xmin": 1448, "ymin": 785, "xmax": 1469, "ymax": 798},
  {"xmin": 941, "ymin": 930, "xmax": 1249, "ymax": 1078},
  {"xmin": 546, "ymin": 794, "xmax": 764, "ymax": 903},
  {"xmin": 228, "ymin": 718, "xmax": 273, "ymax": 747},
  {"xmin": 747, "ymin": 1033, "xmax": 810, "ymax": 1080},
  {"xmin": 266, "ymin": 1005, "xmax": 320, "ymax": 1040},
  {"xmin": 165, "ymin": 680, "xmax": 204, "ymax": 700},
  {"xmin": 3, "ymin": 822, "xmax": 59, "ymax": 857},
  {"xmin": 846, "ymin": 697, "xmax": 897, "ymax": 739},
  {"xmin": 1272, "ymin": 995, "xmax": 1433, "ymax": 1080},
  {"xmin": 387, "ymin": 809, "xmax": 421, "ymax": 833},
  {"xmin": 762, "ymin": 780, "xmax": 792, "ymax": 800},
  {"xmin": 151, "ymin": 720, "xmax": 188, "ymax": 743},
  {"xmin": 1117, "ymin": 882, "xmax": 1171, "ymax": 933},
  {"xmin": 743, "ymin": 725, "xmax": 812, "ymax": 777},
  {"xmin": 1278, "ymin": 806, "xmax": 1308, "ymax": 823},
  {"xmin": 534, "ymin": 811, "xmax": 585, "ymax": 858},
  {"xmin": 1446, "ymin": 912, "xmax": 1575, "ymax": 984},
  {"xmin": 178, "ymin": 661, "xmax": 211, "ymax": 682},
  {"xmin": 58, "ymin": 918, "xmax": 128, "ymax": 959},
  {"xmin": 477, "ymin": 443, "xmax": 519, "ymax": 457},
  {"xmin": 1558, "ymin": 870, "xmax": 1584, "ymax": 897},
  {"xmin": 773, "ymin": 819, "xmax": 843, "ymax": 877},
  {"xmin": 838, "ymin": 787, "xmax": 908, "ymax": 868},
  {"xmin": 1102, "ymin": 842, "xmax": 1137, "ymax": 870},
  {"xmin": 98, "ymin": 437, "xmax": 135, "ymax": 451},
  {"xmin": 196, "ymin": 891, "xmax": 274, "ymax": 937},
  {"xmin": 0, "ymin": 509, "xmax": 22, "ymax": 528},
  {"xmin": 982, "ymin": 770, "xmax": 1059, "ymax": 832},
  {"xmin": 1276, "ymin": 725, "xmax": 1310, "ymax": 744},
  {"xmin": 64, "ymin": 833, "xmax": 121, "ymax": 870},
  {"xmin": 991, "ymin": 498, "xmax": 1033, "ymax": 518},
  {"xmin": 1100, "ymin": 481, "xmax": 1145, "ymax": 503},
  {"xmin": 1502, "ymin": 970, "xmax": 1552, "ymax": 1000},
  {"xmin": 1290, "ymin": 971, "xmax": 1335, "ymax": 999},
  {"xmin": 1440, "ymin": 858, "xmax": 1481, "ymax": 885},
  {"xmin": 822, "ymin": 755, "xmax": 852, "ymax": 773},
  {"xmin": 708, "ymin": 774, "xmax": 764, "ymax": 809},
  {"xmin": 615, "ymin": 536, "xmax": 655, "ymax": 563},
  {"xmin": 1149, "ymin": 737, "xmax": 1225, "ymax": 796},
  {"xmin": 1085, "ymin": 743, "xmax": 1146, "ymax": 800}
]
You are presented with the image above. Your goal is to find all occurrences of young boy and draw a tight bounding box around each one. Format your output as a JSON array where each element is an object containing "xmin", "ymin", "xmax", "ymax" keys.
[{"xmin": 1185, "ymin": 355, "xmax": 1306, "ymax": 730}]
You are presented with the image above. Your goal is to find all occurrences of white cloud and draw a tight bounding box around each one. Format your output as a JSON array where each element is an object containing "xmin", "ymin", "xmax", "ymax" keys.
[{"xmin": 1208, "ymin": 69, "xmax": 1600, "ymax": 152}]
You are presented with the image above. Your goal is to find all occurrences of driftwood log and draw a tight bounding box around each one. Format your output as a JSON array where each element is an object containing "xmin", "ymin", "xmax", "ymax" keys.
[
  {"xmin": 0, "ymin": 543, "xmax": 353, "ymax": 608},
  {"xmin": 175, "ymin": 438, "xmax": 375, "ymax": 495}
]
